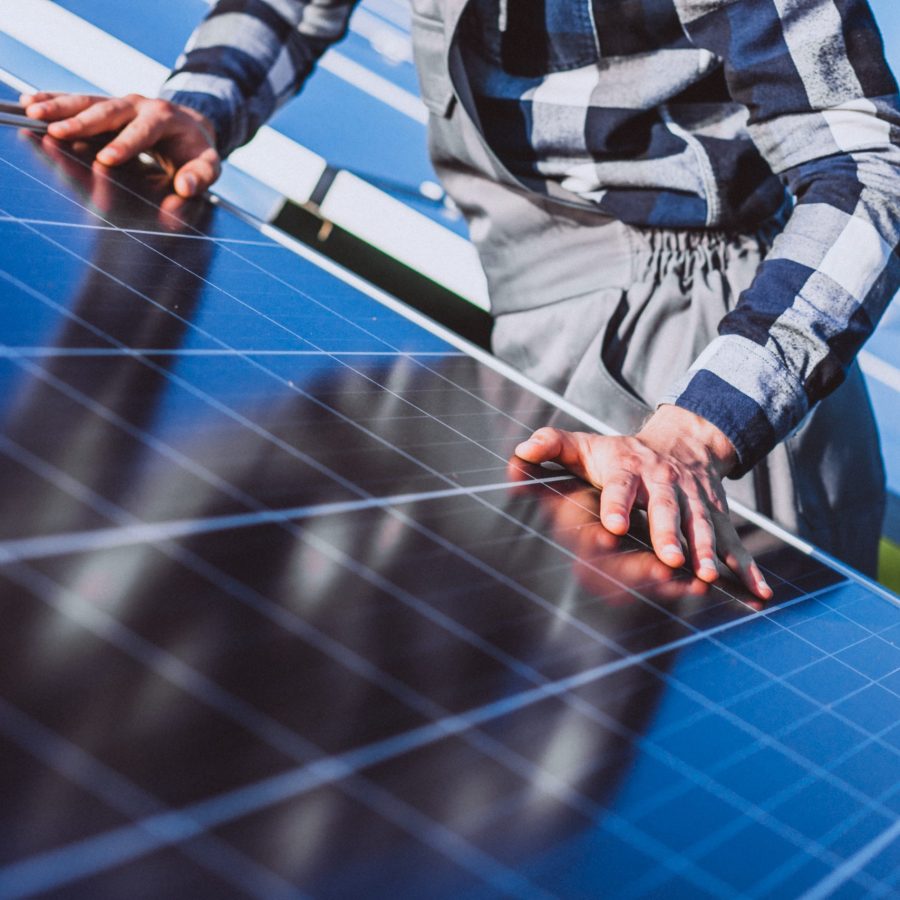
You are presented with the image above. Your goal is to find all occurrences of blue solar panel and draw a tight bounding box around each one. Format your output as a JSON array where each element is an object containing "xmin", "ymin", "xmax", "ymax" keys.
[{"xmin": 0, "ymin": 78, "xmax": 899, "ymax": 899}]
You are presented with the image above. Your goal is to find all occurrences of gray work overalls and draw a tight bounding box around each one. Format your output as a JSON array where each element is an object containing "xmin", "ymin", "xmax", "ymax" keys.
[{"xmin": 410, "ymin": 0, "xmax": 886, "ymax": 575}]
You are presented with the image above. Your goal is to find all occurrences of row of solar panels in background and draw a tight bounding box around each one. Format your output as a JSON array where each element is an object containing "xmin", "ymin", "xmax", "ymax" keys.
[{"xmin": 1, "ymin": 0, "xmax": 899, "ymax": 547}]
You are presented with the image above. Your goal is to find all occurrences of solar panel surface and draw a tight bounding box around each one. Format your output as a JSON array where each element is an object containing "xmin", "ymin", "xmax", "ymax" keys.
[{"xmin": 0, "ymin": 81, "xmax": 899, "ymax": 899}]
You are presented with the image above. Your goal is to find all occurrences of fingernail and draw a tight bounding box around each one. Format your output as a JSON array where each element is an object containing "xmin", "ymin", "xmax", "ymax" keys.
[
  {"xmin": 97, "ymin": 147, "xmax": 118, "ymax": 164},
  {"xmin": 662, "ymin": 544, "xmax": 683, "ymax": 559},
  {"xmin": 30, "ymin": 102, "xmax": 46, "ymax": 115},
  {"xmin": 749, "ymin": 564, "xmax": 771, "ymax": 594},
  {"xmin": 180, "ymin": 173, "xmax": 197, "ymax": 195},
  {"xmin": 605, "ymin": 513, "xmax": 627, "ymax": 531},
  {"xmin": 699, "ymin": 557, "xmax": 717, "ymax": 572},
  {"xmin": 50, "ymin": 121, "xmax": 70, "ymax": 136}
]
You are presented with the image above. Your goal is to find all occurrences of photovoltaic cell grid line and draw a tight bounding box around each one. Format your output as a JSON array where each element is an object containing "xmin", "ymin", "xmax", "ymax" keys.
[{"xmin": 0, "ymin": 98, "xmax": 898, "ymax": 898}]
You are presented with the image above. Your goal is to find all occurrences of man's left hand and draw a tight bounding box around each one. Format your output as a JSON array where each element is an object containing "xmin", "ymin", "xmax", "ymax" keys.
[{"xmin": 514, "ymin": 405, "xmax": 773, "ymax": 601}]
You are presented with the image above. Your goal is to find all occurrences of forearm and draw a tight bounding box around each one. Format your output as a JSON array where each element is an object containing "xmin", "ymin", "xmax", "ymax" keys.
[
  {"xmin": 158, "ymin": 0, "xmax": 357, "ymax": 156},
  {"xmin": 664, "ymin": 144, "xmax": 900, "ymax": 475}
]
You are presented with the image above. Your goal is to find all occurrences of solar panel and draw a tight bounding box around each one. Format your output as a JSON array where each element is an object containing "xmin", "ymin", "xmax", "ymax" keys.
[{"xmin": 0, "ymin": 81, "xmax": 899, "ymax": 899}]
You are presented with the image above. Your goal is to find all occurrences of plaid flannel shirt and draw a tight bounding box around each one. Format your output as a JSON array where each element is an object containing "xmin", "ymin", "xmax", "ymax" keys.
[{"xmin": 160, "ymin": 0, "xmax": 900, "ymax": 475}]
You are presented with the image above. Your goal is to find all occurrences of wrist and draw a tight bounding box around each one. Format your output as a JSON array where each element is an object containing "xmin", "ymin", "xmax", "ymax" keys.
[
  {"xmin": 638, "ymin": 404, "xmax": 738, "ymax": 476},
  {"xmin": 159, "ymin": 88, "xmax": 230, "ymax": 153},
  {"xmin": 180, "ymin": 106, "xmax": 218, "ymax": 150}
]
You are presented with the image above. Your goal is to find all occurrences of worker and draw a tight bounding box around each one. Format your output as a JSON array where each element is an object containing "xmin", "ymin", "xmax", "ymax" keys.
[{"xmin": 22, "ymin": 0, "xmax": 899, "ymax": 599}]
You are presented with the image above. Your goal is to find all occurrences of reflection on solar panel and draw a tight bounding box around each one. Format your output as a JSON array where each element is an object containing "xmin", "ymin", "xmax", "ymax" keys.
[{"xmin": 0, "ymin": 80, "xmax": 899, "ymax": 899}]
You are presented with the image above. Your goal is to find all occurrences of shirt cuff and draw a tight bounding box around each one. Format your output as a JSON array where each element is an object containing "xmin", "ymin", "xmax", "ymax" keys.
[{"xmin": 659, "ymin": 334, "xmax": 810, "ymax": 478}]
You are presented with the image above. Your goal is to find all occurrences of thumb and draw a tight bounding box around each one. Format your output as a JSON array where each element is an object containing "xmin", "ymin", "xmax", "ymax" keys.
[
  {"xmin": 515, "ymin": 427, "xmax": 613, "ymax": 488},
  {"xmin": 515, "ymin": 427, "xmax": 565, "ymax": 463},
  {"xmin": 515, "ymin": 427, "xmax": 598, "ymax": 473}
]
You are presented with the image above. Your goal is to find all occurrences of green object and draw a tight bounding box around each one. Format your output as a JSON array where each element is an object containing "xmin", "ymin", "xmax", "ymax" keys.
[{"xmin": 878, "ymin": 538, "xmax": 900, "ymax": 595}]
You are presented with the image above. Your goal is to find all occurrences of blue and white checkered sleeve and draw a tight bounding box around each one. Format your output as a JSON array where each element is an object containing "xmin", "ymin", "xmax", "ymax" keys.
[
  {"xmin": 158, "ymin": 0, "xmax": 357, "ymax": 156},
  {"xmin": 666, "ymin": 0, "xmax": 900, "ymax": 476}
]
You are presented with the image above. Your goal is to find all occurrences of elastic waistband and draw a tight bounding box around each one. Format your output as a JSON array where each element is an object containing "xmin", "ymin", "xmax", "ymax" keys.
[{"xmin": 483, "ymin": 206, "xmax": 787, "ymax": 314}]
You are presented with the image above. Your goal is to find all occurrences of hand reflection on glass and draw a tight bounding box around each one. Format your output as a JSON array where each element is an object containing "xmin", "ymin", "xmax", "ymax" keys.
[
  {"xmin": 27, "ymin": 131, "xmax": 208, "ymax": 231},
  {"xmin": 507, "ymin": 456, "xmax": 713, "ymax": 606},
  {"xmin": 0, "ymin": 136, "xmax": 216, "ymax": 543}
]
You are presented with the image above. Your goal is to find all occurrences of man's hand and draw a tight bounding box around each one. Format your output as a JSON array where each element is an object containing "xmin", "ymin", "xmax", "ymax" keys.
[
  {"xmin": 20, "ymin": 92, "xmax": 221, "ymax": 198},
  {"xmin": 514, "ymin": 404, "xmax": 773, "ymax": 601}
]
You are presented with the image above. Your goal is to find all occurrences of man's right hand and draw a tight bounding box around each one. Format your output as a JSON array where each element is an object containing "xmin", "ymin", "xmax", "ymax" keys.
[{"xmin": 21, "ymin": 92, "xmax": 221, "ymax": 198}]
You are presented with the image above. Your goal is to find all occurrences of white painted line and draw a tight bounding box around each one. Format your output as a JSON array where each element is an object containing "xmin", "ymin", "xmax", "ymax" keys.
[
  {"xmin": 0, "ymin": 0, "xmax": 327, "ymax": 198},
  {"xmin": 226, "ymin": 128, "xmax": 325, "ymax": 211},
  {"xmin": 357, "ymin": 0, "xmax": 411, "ymax": 31},
  {"xmin": 0, "ymin": 1, "xmax": 165, "ymax": 97},
  {"xmin": 0, "ymin": 1, "xmax": 490, "ymax": 308},
  {"xmin": 0, "ymin": 476, "xmax": 573, "ymax": 563},
  {"xmin": 860, "ymin": 348, "xmax": 900, "ymax": 393}
]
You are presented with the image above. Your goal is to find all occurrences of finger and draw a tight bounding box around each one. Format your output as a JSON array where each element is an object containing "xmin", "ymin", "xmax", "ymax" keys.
[
  {"xmin": 680, "ymin": 496, "xmax": 720, "ymax": 583},
  {"xmin": 172, "ymin": 148, "xmax": 220, "ymax": 197},
  {"xmin": 20, "ymin": 91, "xmax": 67, "ymax": 108},
  {"xmin": 25, "ymin": 94, "xmax": 102, "ymax": 123},
  {"xmin": 46, "ymin": 96, "xmax": 138, "ymax": 143},
  {"xmin": 714, "ymin": 514, "xmax": 772, "ymax": 601},
  {"xmin": 645, "ymin": 481, "xmax": 685, "ymax": 568},
  {"xmin": 598, "ymin": 472, "xmax": 639, "ymax": 535},
  {"xmin": 93, "ymin": 108, "xmax": 168, "ymax": 166},
  {"xmin": 515, "ymin": 427, "xmax": 565, "ymax": 463},
  {"xmin": 515, "ymin": 428, "xmax": 596, "ymax": 480}
]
